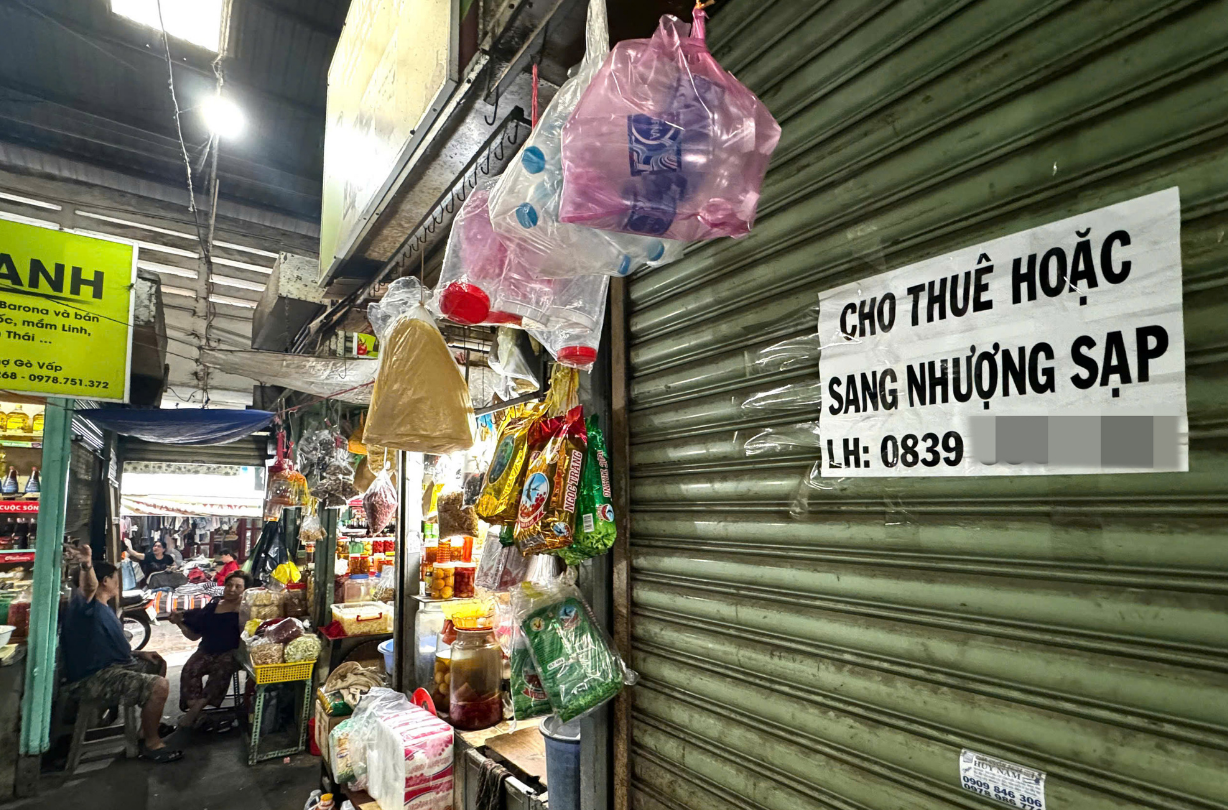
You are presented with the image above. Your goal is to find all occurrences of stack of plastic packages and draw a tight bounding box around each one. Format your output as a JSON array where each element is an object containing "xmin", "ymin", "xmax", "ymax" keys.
[
  {"xmin": 364, "ymin": 689, "xmax": 454, "ymax": 810},
  {"xmin": 429, "ymin": 0, "xmax": 779, "ymax": 373}
]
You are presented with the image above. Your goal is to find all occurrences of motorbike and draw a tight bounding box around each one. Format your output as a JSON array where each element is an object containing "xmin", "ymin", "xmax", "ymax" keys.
[{"xmin": 119, "ymin": 589, "xmax": 157, "ymax": 650}]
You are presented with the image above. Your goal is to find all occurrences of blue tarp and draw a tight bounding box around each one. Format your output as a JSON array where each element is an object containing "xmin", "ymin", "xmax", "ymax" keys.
[{"xmin": 75, "ymin": 409, "xmax": 275, "ymax": 445}]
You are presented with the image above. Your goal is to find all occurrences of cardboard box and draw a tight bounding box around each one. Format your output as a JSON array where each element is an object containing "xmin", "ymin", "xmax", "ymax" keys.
[{"xmin": 315, "ymin": 696, "xmax": 348, "ymax": 763}]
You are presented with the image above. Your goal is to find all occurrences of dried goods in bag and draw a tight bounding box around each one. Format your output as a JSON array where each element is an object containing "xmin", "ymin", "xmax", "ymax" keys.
[
  {"xmin": 513, "ymin": 578, "xmax": 635, "ymax": 722},
  {"xmin": 476, "ymin": 404, "xmax": 543, "ymax": 524},
  {"xmin": 364, "ymin": 277, "xmax": 475, "ymax": 454},
  {"xmin": 437, "ymin": 489, "xmax": 478, "ymax": 538},
  {"xmin": 559, "ymin": 5, "xmax": 781, "ymax": 241},
  {"xmin": 560, "ymin": 415, "xmax": 616, "ymax": 565},
  {"xmin": 514, "ymin": 407, "xmax": 587, "ymax": 555},
  {"xmin": 488, "ymin": 0, "xmax": 683, "ymax": 278},
  {"xmin": 363, "ymin": 470, "xmax": 399, "ymax": 536}
]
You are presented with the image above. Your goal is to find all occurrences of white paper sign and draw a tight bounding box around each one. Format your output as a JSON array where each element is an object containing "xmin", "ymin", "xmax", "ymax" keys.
[
  {"xmin": 959, "ymin": 749, "xmax": 1046, "ymax": 810},
  {"xmin": 818, "ymin": 188, "xmax": 1187, "ymax": 477}
]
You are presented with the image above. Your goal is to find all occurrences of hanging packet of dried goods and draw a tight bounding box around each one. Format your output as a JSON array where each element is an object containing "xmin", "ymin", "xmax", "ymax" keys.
[
  {"xmin": 560, "ymin": 415, "xmax": 616, "ymax": 565},
  {"xmin": 513, "ymin": 576, "xmax": 636, "ymax": 722},
  {"xmin": 363, "ymin": 277, "xmax": 475, "ymax": 454},
  {"xmin": 476, "ymin": 404, "xmax": 543, "ymax": 524},
  {"xmin": 363, "ymin": 469, "xmax": 399, "ymax": 535},
  {"xmin": 509, "ymin": 626, "xmax": 552, "ymax": 720},
  {"xmin": 514, "ymin": 407, "xmax": 587, "ymax": 555}
]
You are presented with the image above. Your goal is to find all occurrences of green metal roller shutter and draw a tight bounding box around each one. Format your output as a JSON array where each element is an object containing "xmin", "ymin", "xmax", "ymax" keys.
[{"xmin": 622, "ymin": 1, "xmax": 1228, "ymax": 809}]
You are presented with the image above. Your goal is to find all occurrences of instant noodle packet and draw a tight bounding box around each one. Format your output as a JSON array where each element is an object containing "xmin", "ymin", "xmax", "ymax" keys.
[{"xmin": 514, "ymin": 407, "xmax": 587, "ymax": 555}]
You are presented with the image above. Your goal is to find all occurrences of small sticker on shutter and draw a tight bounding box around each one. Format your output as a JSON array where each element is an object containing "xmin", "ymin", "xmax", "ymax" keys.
[{"xmin": 959, "ymin": 749, "xmax": 1046, "ymax": 810}]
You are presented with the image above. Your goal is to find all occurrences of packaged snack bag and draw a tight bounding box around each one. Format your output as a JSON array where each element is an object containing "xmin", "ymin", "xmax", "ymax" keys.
[
  {"xmin": 514, "ymin": 407, "xmax": 587, "ymax": 554},
  {"xmin": 560, "ymin": 415, "xmax": 616, "ymax": 564},
  {"xmin": 365, "ymin": 277, "xmax": 475, "ymax": 454},
  {"xmin": 508, "ymin": 626, "xmax": 552, "ymax": 720},
  {"xmin": 513, "ymin": 577, "xmax": 635, "ymax": 722},
  {"xmin": 476, "ymin": 404, "xmax": 543, "ymax": 524},
  {"xmin": 559, "ymin": 5, "xmax": 781, "ymax": 241}
]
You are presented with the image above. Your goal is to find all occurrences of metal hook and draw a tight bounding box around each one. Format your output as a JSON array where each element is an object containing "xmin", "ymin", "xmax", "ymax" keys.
[
  {"xmin": 444, "ymin": 197, "xmax": 455, "ymax": 214},
  {"xmin": 481, "ymin": 151, "xmax": 491, "ymax": 174},
  {"xmin": 483, "ymin": 86, "xmax": 501, "ymax": 126},
  {"xmin": 493, "ymin": 139, "xmax": 505, "ymax": 162}
]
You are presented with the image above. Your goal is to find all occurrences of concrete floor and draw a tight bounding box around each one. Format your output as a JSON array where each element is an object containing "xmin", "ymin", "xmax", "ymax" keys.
[{"xmin": 11, "ymin": 623, "xmax": 321, "ymax": 810}]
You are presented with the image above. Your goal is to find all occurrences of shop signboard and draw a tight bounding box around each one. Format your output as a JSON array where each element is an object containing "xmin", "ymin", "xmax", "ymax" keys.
[
  {"xmin": 817, "ymin": 187, "xmax": 1186, "ymax": 477},
  {"xmin": 0, "ymin": 220, "xmax": 136, "ymax": 402},
  {"xmin": 319, "ymin": 0, "xmax": 459, "ymax": 281}
]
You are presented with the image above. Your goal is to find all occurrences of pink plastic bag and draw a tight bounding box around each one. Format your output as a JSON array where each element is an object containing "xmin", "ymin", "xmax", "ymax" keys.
[{"xmin": 559, "ymin": 6, "xmax": 780, "ymax": 241}]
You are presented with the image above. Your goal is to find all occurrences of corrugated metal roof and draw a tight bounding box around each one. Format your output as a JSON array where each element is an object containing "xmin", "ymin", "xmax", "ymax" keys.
[{"xmin": 0, "ymin": 0, "xmax": 346, "ymax": 225}]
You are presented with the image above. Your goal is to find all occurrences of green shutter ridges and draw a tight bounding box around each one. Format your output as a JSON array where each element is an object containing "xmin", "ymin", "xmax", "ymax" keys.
[{"xmin": 624, "ymin": 1, "xmax": 1228, "ymax": 808}]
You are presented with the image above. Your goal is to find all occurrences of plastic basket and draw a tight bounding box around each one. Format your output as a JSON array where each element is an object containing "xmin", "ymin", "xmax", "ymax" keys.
[{"xmin": 250, "ymin": 660, "xmax": 314, "ymax": 685}]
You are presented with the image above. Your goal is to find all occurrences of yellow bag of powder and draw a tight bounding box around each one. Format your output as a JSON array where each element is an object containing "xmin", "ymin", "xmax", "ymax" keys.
[{"xmin": 363, "ymin": 278, "xmax": 475, "ymax": 454}]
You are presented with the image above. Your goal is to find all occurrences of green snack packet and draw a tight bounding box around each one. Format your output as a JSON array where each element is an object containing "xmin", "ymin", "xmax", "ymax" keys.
[
  {"xmin": 520, "ymin": 594, "xmax": 625, "ymax": 722},
  {"xmin": 499, "ymin": 523, "xmax": 515, "ymax": 548},
  {"xmin": 561, "ymin": 416, "xmax": 616, "ymax": 565},
  {"xmin": 509, "ymin": 632, "xmax": 552, "ymax": 720}
]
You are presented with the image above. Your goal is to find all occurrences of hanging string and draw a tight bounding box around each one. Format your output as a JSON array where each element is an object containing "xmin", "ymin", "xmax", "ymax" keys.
[{"xmin": 531, "ymin": 63, "xmax": 540, "ymax": 128}]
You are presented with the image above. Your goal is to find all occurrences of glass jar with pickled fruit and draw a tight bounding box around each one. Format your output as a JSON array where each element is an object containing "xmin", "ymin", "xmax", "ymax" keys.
[
  {"xmin": 430, "ymin": 562, "xmax": 456, "ymax": 599},
  {"xmin": 452, "ymin": 563, "xmax": 476, "ymax": 599},
  {"xmin": 431, "ymin": 619, "xmax": 457, "ymax": 711},
  {"xmin": 449, "ymin": 627, "xmax": 502, "ymax": 730}
]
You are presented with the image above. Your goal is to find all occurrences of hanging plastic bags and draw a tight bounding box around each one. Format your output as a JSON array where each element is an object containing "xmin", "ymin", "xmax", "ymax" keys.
[
  {"xmin": 560, "ymin": 415, "xmax": 616, "ymax": 565},
  {"xmin": 476, "ymin": 403, "xmax": 543, "ymax": 524},
  {"xmin": 365, "ymin": 277, "xmax": 476, "ymax": 454},
  {"xmin": 559, "ymin": 5, "xmax": 781, "ymax": 241},
  {"xmin": 363, "ymin": 469, "xmax": 399, "ymax": 536},
  {"xmin": 515, "ymin": 407, "xmax": 587, "ymax": 555},
  {"xmin": 512, "ymin": 575, "xmax": 636, "ymax": 722},
  {"xmin": 434, "ymin": 177, "xmax": 533, "ymax": 327},
  {"xmin": 488, "ymin": 0, "xmax": 684, "ymax": 278}
]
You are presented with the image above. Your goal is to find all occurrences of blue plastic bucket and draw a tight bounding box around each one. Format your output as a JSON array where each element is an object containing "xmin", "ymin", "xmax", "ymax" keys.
[
  {"xmin": 540, "ymin": 715, "xmax": 581, "ymax": 810},
  {"xmin": 377, "ymin": 638, "xmax": 394, "ymax": 675}
]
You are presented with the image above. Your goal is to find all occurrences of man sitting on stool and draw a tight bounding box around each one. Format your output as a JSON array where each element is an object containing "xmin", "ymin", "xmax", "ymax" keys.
[{"xmin": 62, "ymin": 543, "xmax": 182, "ymax": 763}]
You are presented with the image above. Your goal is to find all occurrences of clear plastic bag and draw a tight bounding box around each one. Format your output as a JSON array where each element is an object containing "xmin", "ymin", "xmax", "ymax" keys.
[
  {"xmin": 239, "ymin": 587, "xmax": 285, "ymax": 625},
  {"xmin": 474, "ymin": 538, "xmax": 530, "ymax": 593},
  {"xmin": 512, "ymin": 574, "xmax": 635, "ymax": 722},
  {"xmin": 559, "ymin": 6, "xmax": 781, "ymax": 241},
  {"xmin": 365, "ymin": 277, "xmax": 475, "ymax": 454},
  {"xmin": 434, "ymin": 178, "xmax": 536, "ymax": 327},
  {"xmin": 362, "ymin": 469, "xmax": 399, "ymax": 535},
  {"xmin": 263, "ymin": 617, "xmax": 305, "ymax": 645},
  {"xmin": 488, "ymin": 0, "xmax": 683, "ymax": 278},
  {"xmin": 285, "ymin": 634, "xmax": 322, "ymax": 663},
  {"xmin": 248, "ymin": 636, "xmax": 285, "ymax": 666},
  {"xmin": 525, "ymin": 274, "xmax": 609, "ymax": 371}
]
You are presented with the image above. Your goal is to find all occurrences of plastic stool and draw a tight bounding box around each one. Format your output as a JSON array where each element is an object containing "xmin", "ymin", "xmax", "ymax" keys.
[{"xmin": 65, "ymin": 701, "xmax": 140, "ymax": 775}]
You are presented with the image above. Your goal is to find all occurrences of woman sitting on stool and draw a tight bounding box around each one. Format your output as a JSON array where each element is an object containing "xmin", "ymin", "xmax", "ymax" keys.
[{"xmin": 168, "ymin": 570, "xmax": 249, "ymax": 730}]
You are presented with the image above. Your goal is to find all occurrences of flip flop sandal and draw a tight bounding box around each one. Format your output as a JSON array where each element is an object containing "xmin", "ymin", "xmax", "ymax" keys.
[{"xmin": 139, "ymin": 744, "xmax": 183, "ymax": 764}]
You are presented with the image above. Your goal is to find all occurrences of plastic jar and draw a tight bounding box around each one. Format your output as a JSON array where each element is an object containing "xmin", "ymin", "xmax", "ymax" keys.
[
  {"xmin": 415, "ymin": 601, "xmax": 446, "ymax": 691},
  {"xmin": 343, "ymin": 574, "xmax": 370, "ymax": 603},
  {"xmin": 448, "ymin": 627, "xmax": 502, "ymax": 730}
]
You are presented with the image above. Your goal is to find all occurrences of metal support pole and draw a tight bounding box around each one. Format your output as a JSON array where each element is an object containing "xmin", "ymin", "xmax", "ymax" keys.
[
  {"xmin": 314, "ymin": 509, "xmax": 338, "ymax": 629},
  {"xmin": 393, "ymin": 451, "xmax": 423, "ymax": 693},
  {"xmin": 19, "ymin": 398, "xmax": 74, "ymax": 756}
]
